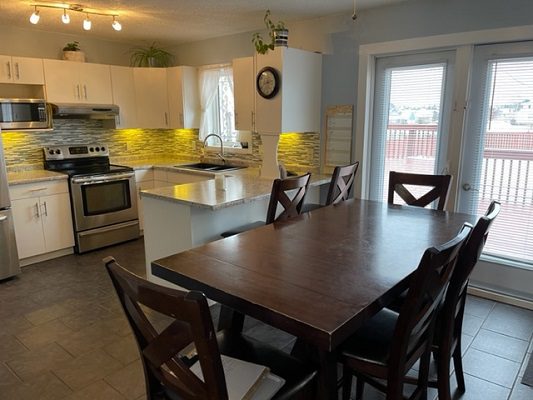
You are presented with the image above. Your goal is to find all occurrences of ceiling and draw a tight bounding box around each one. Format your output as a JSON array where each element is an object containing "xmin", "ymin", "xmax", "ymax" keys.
[{"xmin": 1, "ymin": 0, "xmax": 409, "ymax": 45}]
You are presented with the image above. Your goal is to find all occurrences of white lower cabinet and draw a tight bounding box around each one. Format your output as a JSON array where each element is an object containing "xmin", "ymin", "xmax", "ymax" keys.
[{"xmin": 10, "ymin": 181, "xmax": 74, "ymax": 259}]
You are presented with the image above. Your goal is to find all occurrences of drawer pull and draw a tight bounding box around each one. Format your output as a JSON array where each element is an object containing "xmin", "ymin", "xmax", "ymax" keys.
[{"xmin": 29, "ymin": 187, "xmax": 48, "ymax": 192}]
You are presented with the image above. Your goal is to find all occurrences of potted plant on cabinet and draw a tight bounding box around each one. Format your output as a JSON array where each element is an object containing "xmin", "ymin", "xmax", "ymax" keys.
[
  {"xmin": 252, "ymin": 9, "xmax": 288, "ymax": 54},
  {"xmin": 129, "ymin": 42, "xmax": 174, "ymax": 67},
  {"xmin": 62, "ymin": 41, "xmax": 85, "ymax": 62}
]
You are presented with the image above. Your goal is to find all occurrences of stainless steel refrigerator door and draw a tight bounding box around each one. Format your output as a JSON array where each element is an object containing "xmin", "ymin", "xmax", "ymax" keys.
[
  {"xmin": 0, "ymin": 133, "xmax": 11, "ymax": 209},
  {"xmin": 0, "ymin": 209, "xmax": 20, "ymax": 279}
]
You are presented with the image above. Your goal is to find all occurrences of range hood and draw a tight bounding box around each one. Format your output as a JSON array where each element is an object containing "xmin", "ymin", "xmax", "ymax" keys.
[{"xmin": 51, "ymin": 103, "xmax": 119, "ymax": 120}]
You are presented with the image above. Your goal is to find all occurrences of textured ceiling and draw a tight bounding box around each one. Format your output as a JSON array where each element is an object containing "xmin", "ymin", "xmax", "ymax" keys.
[{"xmin": 0, "ymin": 0, "xmax": 409, "ymax": 44}]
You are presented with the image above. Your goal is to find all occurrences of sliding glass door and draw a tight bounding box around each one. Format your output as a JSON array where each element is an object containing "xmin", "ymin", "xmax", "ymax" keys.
[
  {"xmin": 368, "ymin": 51, "xmax": 455, "ymax": 203},
  {"xmin": 459, "ymin": 42, "xmax": 533, "ymax": 265}
]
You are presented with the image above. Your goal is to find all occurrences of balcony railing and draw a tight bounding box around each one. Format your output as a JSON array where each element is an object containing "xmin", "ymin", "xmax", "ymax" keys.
[{"xmin": 385, "ymin": 124, "xmax": 533, "ymax": 262}]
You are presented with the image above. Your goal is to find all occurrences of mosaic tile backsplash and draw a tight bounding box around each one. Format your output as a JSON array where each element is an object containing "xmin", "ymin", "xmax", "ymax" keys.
[{"xmin": 2, "ymin": 119, "xmax": 320, "ymax": 171}]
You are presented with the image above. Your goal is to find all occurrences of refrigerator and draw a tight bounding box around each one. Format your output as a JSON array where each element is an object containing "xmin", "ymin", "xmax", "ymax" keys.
[{"xmin": 0, "ymin": 129, "xmax": 20, "ymax": 279}]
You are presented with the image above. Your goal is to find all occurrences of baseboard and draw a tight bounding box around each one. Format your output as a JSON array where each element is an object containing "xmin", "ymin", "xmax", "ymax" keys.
[
  {"xmin": 20, "ymin": 247, "xmax": 74, "ymax": 267},
  {"xmin": 467, "ymin": 286, "xmax": 533, "ymax": 311}
]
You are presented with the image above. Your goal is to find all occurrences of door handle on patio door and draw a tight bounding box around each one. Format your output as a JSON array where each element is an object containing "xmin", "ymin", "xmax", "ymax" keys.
[{"xmin": 462, "ymin": 183, "xmax": 479, "ymax": 192}]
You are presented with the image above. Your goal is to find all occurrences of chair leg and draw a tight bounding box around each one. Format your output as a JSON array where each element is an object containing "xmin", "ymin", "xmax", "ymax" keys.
[
  {"xmin": 436, "ymin": 348, "xmax": 451, "ymax": 400},
  {"xmin": 453, "ymin": 346, "xmax": 466, "ymax": 392},
  {"xmin": 417, "ymin": 348, "xmax": 431, "ymax": 400},
  {"xmin": 342, "ymin": 365, "xmax": 353, "ymax": 400},
  {"xmin": 355, "ymin": 375, "xmax": 365, "ymax": 400}
]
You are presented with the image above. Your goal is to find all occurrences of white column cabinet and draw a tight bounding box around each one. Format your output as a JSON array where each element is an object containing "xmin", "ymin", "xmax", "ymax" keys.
[
  {"xmin": 133, "ymin": 68, "xmax": 170, "ymax": 128},
  {"xmin": 254, "ymin": 47, "xmax": 322, "ymax": 134},
  {"xmin": 43, "ymin": 59, "xmax": 113, "ymax": 104},
  {"xmin": 167, "ymin": 66, "xmax": 200, "ymax": 129},
  {"xmin": 9, "ymin": 181, "xmax": 74, "ymax": 260},
  {"xmin": 110, "ymin": 66, "xmax": 138, "ymax": 128},
  {"xmin": 0, "ymin": 55, "xmax": 44, "ymax": 84},
  {"xmin": 232, "ymin": 57, "xmax": 255, "ymax": 131}
]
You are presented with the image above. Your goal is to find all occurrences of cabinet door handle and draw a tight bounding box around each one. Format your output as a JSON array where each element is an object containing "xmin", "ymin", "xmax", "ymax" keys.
[
  {"xmin": 6, "ymin": 61, "xmax": 11, "ymax": 79},
  {"xmin": 76, "ymin": 84, "xmax": 81, "ymax": 99},
  {"xmin": 35, "ymin": 202, "xmax": 40, "ymax": 218},
  {"xmin": 251, "ymin": 111, "xmax": 255, "ymax": 128},
  {"xmin": 180, "ymin": 113, "xmax": 184, "ymax": 126},
  {"xmin": 42, "ymin": 201, "xmax": 48, "ymax": 216},
  {"xmin": 29, "ymin": 187, "xmax": 47, "ymax": 192},
  {"xmin": 83, "ymin": 85, "xmax": 88, "ymax": 99},
  {"xmin": 165, "ymin": 112, "xmax": 168, "ymax": 126},
  {"xmin": 15, "ymin": 62, "xmax": 20, "ymax": 80},
  {"xmin": 235, "ymin": 112, "xmax": 238, "ymax": 127}
]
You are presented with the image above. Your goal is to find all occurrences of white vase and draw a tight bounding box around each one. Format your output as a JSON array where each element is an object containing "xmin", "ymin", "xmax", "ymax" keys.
[{"xmin": 62, "ymin": 51, "xmax": 86, "ymax": 62}]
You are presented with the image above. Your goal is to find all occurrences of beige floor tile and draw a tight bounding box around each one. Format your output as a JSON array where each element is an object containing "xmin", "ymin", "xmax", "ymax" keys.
[
  {"xmin": 63, "ymin": 379, "xmax": 127, "ymax": 400},
  {"xmin": 6, "ymin": 343, "xmax": 74, "ymax": 381},
  {"xmin": 103, "ymin": 334, "xmax": 140, "ymax": 365},
  {"xmin": 59, "ymin": 304, "xmax": 114, "ymax": 331},
  {"xmin": 52, "ymin": 348, "xmax": 123, "ymax": 390},
  {"xmin": 0, "ymin": 333, "xmax": 29, "ymax": 362},
  {"xmin": 24, "ymin": 303, "xmax": 75, "ymax": 326},
  {"xmin": 105, "ymin": 360, "xmax": 146, "ymax": 400},
  {"xmin": 1, "ymin": 315, "xmax": 34, "ymax": 335},
  {"xmin": 0, "ymin": 372, "xmax": 72, "ymax": 400},
  {"xmin": 15, "ymin": 319, "xmax": 74, "ymax": 350},
  {"xmin": 0, "ymin": 362, "xmax": 20, "ymax": 386},
  {"xmin": 92, "ymin": 315, "xmax": 132, "ymax": 337},
  {"xmin": 56, "ymin": 322, "xmax": 122, "ymax": 357}
]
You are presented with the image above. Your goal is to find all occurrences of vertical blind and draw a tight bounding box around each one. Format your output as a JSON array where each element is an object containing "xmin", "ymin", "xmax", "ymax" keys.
[{"xmin": 467, "ymin": 57, "xmax": 533, "ymax": 264}]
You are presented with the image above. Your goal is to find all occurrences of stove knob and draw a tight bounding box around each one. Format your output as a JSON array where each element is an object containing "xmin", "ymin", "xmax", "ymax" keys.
[
  {"xmin": 101, "ymin": 146, "xmax": 106, "ymax": 151},
  {"xmin": 95, "ymin": 146, "xmax": 100, "ymax": 152},
  {"xmin": 48, "ymin": 149, "xmax": 54, "ymax": 155},
  {"xmin": 89, "ymin": 147, "xmax": 94, "ymax": 152},
  {"xmin": 55, "ymin": 149, "xmax": 61, "ymax": 154}
]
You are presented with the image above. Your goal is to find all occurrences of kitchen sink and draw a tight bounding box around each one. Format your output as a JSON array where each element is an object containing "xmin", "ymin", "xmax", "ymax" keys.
[{"xmin": 176, "ymin": 163, "xmax": 244, "ymax": 172}]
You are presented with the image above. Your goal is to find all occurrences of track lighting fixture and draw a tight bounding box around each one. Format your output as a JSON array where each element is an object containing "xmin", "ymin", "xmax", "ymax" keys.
[
  {"xmin": 29, "ymin": 6, "xmax": 40, "ymax": 24},
  {"xmin": 62, "ymin": 9, "xmax": 70, "ymax": 24},
  {"xmin": 28, "ymin": 3, "xmax": 122, "ymax": 32}
]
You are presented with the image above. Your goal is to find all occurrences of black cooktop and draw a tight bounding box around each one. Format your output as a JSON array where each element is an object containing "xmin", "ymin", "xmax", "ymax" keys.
[{"xmin": 52, "ymin": 163, "xmax": 133, "ymax": 178}]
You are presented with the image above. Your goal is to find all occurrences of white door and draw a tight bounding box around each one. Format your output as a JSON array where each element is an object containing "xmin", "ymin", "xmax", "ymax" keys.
[
  {"xmin": 41, "ymin": 193, "xmax": 75, "ymax": 252},
  {"xmin": 11, "ymin": 197, "xmax": 46, "ymax": 258},
  {"xmin": 12, "ymin": 57, "xmax": 44, "ymax": 84},
  {"xmin": 110, "ymin": 66, "xmax": 138, "ymax": 128},
  {"xmin": 133, "ymin": 68, "xmax": 169, "ymax": 128},
  {"xmin": 368, "ymin": 51, "xmax": 455, "ymax": 204},
  {"xmin": 43, "ymin": 59, "xmax": 81, "ymax": 103},
  {"xmin": 459, "ymin": 42, "xmax": 533, "ymax": 270},
  {"xmin": 79, "ymin": 63, "xmax": 113, "ymax": 104}
]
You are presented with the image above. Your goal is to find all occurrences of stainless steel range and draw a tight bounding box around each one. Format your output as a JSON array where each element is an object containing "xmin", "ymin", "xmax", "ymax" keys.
[{"xmin": 44, "ymin": 144, "xmax": 139, "ymax": 253}]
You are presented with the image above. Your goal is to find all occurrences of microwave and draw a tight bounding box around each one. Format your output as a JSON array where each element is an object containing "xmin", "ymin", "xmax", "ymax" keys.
[{"xmin": 0, "ymin": 99, "xmax": 49, "ymax": 130}]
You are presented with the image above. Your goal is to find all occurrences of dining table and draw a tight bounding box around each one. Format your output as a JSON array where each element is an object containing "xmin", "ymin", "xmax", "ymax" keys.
[{"xmin": 151, "ymin": 198, "xmax": 478, "ymax": 399}]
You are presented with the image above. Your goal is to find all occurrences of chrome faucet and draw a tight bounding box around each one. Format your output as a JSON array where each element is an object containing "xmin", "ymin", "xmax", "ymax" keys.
[{"xmin": 203, "ymin": 133, "xmax": 225, "ymax": 164}]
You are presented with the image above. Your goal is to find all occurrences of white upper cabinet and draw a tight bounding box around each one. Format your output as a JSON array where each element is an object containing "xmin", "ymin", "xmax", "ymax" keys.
[
  {"xmin": 0, "ymin": 55, "xmax": 44, "ymax": 85},
  {"xmin": 254, "ymin": 47, "xmax": 322, "ymax": 134},
  {"xmin": 167, "ymin": 66, "xmax": 200, "ymax": 129},
  {"xmin": 133, "ymin": 68, "xmax": 170, "ymax": 129},
  {"xmin": 232, "ymin": 57, "xmax": 255, "ymax": 131},
  {"xmin": 43, "ymin": 59, "xmax": 113, "ymax": 104},
  {"xmin": 110, "ymin": 66, "xmax": 138, "ymax": 129}
]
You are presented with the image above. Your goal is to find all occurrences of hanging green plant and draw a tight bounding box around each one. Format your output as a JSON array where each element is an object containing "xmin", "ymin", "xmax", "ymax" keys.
[
  {"xmin": 252, "ymin": 10, "xmax": 288, "ymax": 55},
  {"xmin": 129, "ymin": 42, "xmax": 174, "ymax": 67}
]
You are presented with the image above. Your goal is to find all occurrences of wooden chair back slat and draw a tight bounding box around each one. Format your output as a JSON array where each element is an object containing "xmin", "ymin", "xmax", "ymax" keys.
[
  {"xmin": 266, "ymin": 172, "xmax": 311, "ymax": 224},
  {"xmin": 326, "ymin": 162, "xmax": 360, "ymax": 206},
  {"xmin": 390, "ymin": 223, "xmax": 471, "ymax": 375},
  {"xmin": 388, "ymin": 171, "xmax": 452, "ymax": 210},
  {"xmin": 104, "ymin": 257, "xmax": 229, "ymax": 400}
]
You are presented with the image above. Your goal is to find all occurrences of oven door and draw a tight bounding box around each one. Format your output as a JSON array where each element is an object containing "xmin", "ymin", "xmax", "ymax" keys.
[{"xmin": 70, "ymin": 172, "xmax": 138, "ymax": 232}]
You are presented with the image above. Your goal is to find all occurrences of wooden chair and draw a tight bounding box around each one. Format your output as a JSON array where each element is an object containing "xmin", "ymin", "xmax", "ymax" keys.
[
  {"xmin": 304, "ymin": 162, "xmax": 359, "ymax": 212},
  {"xmin": 221, "ymin": 173, "xmax": 311, "ymax": 237},
  {"xmin": 104, "ymin": 256, "xmax": 317, "ymax": 400},
  {"xmin": 431, "ymin": 200, "xmax": 500, "ymax": 400},
  {"xmin": 388, "ymin": 171, "xmax": 452, "ymax": 210},
  {"xmin": 339, "ymin": 223, "xmax": 472, "ymax": 400}
]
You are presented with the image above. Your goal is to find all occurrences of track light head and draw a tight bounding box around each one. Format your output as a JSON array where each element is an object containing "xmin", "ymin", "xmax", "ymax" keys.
[
  {"xmin": 83, "ymin": 14, "xmax": 91, "ymax": 30},
  {"xmin": 112, "ymin": 16, "xmax": 122, "ymax": 31},
  {"xmin": 29, "ymin": 7, "xmax": 40, "ymax": 24},
  {"xmin": 62, "ymin": 9, "xmax": 70, "ymax": 24}
]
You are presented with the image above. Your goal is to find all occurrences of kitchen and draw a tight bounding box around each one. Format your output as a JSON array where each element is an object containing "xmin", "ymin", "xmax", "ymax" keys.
[{"xmin": 1, "ymin": 0, "xmax": 533, "ymax": 399}]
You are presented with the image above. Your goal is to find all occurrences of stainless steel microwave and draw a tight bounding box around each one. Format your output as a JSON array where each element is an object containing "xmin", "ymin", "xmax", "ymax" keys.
[{"xmin": 0, "ymin": 99, "xmax": 49, "ymax": 130}]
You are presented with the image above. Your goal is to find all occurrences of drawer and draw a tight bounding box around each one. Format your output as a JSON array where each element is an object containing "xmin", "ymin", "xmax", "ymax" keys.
[
  {"xmin": 135, "ymin": 168, "xmax": 154, "ymax": 182},
  {"xmin": 9, "ymin": 180, "xmax": 69, "ymax": 200}
]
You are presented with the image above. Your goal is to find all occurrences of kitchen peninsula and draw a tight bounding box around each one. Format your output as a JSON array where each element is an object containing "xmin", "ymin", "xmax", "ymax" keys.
[{"xmin": 140, "ymin": 167, "xmax": 330, "ymax": 283}]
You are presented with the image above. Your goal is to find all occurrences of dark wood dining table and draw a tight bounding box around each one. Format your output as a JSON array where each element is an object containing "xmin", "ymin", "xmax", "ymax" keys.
[{"xmin": 151, "ymin": 198, "xmax": 477, "ymax": 399}]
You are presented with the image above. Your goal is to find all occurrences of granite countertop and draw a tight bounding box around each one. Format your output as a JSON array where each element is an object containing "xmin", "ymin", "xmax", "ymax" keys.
[
  {"xmin": 141, "ymin": 168, "xmax": 331, "ymax": 210},
  {"xmin": 7, "ymin": 169, "xmax": 67, "ymax": 185}
]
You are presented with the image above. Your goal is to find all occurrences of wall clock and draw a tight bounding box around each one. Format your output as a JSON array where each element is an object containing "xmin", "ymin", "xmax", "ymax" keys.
[{"xmin": 256, "ymin": 66, "xmax": 280, "ymax": 99}]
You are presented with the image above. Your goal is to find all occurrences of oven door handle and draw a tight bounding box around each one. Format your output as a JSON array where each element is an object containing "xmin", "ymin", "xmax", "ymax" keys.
[{"xmin": 71, "ymin": 172, "xmax": 134, "ymax": 185}]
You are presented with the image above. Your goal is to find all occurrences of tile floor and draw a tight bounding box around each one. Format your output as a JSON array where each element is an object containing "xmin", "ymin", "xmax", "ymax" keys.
[{"xmin": 0, "ymin": 238, "xmax": 531, "ymax": 399}]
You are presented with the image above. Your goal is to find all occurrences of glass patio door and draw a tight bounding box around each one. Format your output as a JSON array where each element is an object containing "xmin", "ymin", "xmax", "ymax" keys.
[
  {"xmin": 459, "ymin": 42, "xmax": 533, "ymax": 266},
  {"xmin": 368, "ymin": 51, "xmax": 455, "ymax": 203}
]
